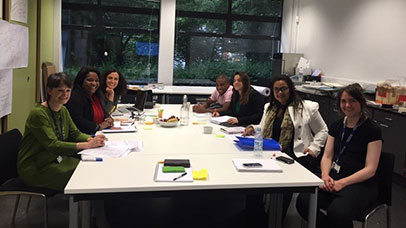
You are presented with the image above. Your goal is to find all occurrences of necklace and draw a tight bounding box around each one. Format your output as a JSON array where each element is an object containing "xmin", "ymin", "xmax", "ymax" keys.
[{"xmin": 47, "ymin": 101, "xmax": 65, "ymax": 141}]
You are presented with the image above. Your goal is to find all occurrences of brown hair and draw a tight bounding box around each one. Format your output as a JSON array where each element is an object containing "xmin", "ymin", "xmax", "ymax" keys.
[
  {"xmin": 336, "ymin": 83, "xmax": 369, "ymax": 118},
  {"xmin": 233, "ymin": 72, "xmax": 251, "ymax": 105}
]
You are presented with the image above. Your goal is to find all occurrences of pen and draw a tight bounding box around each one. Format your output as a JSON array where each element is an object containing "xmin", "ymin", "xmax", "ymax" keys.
[
  {"xmin": 173, "ymin": 172, "xmax": 187, "ymax": 181},
  {"xmin": 81, "ymin": 156, "xmax": 103, "ymax": 162}
]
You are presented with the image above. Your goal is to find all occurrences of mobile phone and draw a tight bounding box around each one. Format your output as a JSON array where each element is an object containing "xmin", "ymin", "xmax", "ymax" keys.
[
  {"xmin": 243, "ymin": 163, "xmax": 263, "ymax": 168},
  {"xmin": 275, "ymin": 156, "xmax": 295, "ymax": 164}
]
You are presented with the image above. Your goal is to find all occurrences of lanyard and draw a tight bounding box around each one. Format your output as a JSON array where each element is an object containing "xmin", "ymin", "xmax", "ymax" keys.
[
  {"xmin": 47, "ymin": 102, "xmax": 65, "ymax": 141},
  {"xmin": 336, "ymin": 117, "xmax": 361, "ymax": 163}
]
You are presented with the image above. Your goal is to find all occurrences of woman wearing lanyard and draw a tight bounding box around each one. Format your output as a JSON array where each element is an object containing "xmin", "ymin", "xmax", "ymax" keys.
[
  {"xmin": 17, "ymin": 72, "xmax": 106, "ymax": 191},
  {"xmin": 296, "ymin": 83, "xmax": 382, "ymax": 228},
  {"xmin": 66, "ymin": 66, "xmax": 113, "ymax": 134}
]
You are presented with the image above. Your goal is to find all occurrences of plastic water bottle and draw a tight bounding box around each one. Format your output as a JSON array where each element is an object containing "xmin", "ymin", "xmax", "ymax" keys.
[
  {"xmin": 180, "ymin": 95, "xmax": 189, "ymax": 126},
  {"xmin": 298, "ymin": 68, "xmax": 304, "ymax": 82},
  {"xmin": 254, "ymin": 127, "xmax": 263, "ymax": 157}
]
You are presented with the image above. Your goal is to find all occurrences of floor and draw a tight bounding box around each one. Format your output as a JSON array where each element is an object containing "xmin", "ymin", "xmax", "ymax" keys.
[{"xmin": 0, "ymin": 182, "xmax": 405, "ymax": 228}]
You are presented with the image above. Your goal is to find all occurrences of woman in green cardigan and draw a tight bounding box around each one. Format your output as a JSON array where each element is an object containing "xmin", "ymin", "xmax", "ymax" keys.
[{"xmin": 17, "ymin": 72, "xmax": 107, "ymax": 191}]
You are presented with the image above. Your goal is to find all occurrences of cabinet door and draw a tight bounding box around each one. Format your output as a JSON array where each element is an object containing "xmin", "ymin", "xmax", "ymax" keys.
[
  {"xmin": 329, "ymin": 100, "xmax": 342, "ymax": 126},
  {"xmin": 373, "ymin": 110, "xmax": 406, "ymax": 176},
  {"xmin": 298, "ymin": 92, "xmax": 330, "ymax": 124}
]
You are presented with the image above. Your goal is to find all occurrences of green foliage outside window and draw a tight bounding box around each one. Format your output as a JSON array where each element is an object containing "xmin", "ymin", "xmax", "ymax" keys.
[{"xmin": 62, "ymin": 0, "xmax": 282, "ymax": 84}]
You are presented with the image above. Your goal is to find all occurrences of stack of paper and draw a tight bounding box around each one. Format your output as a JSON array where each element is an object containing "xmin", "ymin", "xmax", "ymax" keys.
[
  {"xmin": 220, "ymin": 126, "xmax": 245, "ymax": 134},
  {"xmin": 78, "ymin": 140, "xmax": 143, "ymax": 158},
  {"xmin": 210, "ymin": 115, "xmax": 233, "ymax": 125}
]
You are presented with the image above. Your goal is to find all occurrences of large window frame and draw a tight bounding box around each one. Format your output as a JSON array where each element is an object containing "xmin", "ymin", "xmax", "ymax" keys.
[{"xmin": 61, "ymin": 0, "xmax": 283, "ymax": 85}]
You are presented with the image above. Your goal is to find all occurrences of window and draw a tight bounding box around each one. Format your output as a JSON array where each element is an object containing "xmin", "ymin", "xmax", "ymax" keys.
[
  {"xmin": 62, "ymin": 0, "xmax": 160, "ymax": 83},
  {"xmin": 174, "ymin": 0, "xmax": 282, "ymax": 85},
  {"xmin": 62, "ymin": 0, "xmax": 283, "ymax": 85}
]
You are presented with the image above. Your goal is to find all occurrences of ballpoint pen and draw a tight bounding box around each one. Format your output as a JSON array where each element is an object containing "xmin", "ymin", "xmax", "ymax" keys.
[{"xmin": 173, "ymin": 172, "xmax": 187, "ymax": 181}]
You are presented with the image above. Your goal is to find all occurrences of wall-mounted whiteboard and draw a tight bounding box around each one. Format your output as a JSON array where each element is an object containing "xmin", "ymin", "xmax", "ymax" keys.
[
  {"xmin": 282, "ymin": 0, "xmax": 406, "ymax": 85},
  {"xmin": 10, "ymin": 0, "xmax": 27, "ymax": 23}
]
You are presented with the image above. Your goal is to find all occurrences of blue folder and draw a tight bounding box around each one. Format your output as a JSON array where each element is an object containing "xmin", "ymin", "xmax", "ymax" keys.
[{"xmin": 234, "ymin": 136, "xmax": 281, "ymax": 151}]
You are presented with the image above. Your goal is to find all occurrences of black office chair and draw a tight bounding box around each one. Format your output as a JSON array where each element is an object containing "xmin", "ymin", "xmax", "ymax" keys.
[
  {"xmin": 0, "ymin": 129, "xmax": 57, "ymax": 228},
  {"xmin": 354, "ymin": 152, "xmax": 395, "ymax": 228}
]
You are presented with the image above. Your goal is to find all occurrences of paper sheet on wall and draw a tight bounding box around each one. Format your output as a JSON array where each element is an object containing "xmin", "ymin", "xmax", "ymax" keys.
[
  {"xmin": 0, "ymin": 20, "xmax": 29, "ymax": 70},
  {"xmin": 0, "ymin": 70, "xmax": 13, "ymax": 118},
  {"xmin": 0, "ymin": 1, "xmax": 3, "ymax": 19},
  {"xmin": 10, "ymin": 0, "xmax": 27, "ymax": 23}
]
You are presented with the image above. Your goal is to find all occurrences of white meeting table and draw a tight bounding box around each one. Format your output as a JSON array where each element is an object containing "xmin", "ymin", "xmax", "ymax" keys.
[{"xmin": 65, "ymin": 105, "xmax": 322, "ymax": 228}]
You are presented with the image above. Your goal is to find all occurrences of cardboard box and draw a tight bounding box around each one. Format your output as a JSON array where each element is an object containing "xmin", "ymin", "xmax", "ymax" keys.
[{"xmin": 376, "ymin": 82, "xmax": 397, "ymax": 104}]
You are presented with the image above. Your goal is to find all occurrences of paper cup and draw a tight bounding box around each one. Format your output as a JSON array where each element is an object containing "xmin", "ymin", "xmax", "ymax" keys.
[{"xmin": 203, "ymin": 126, "xmax": 213, "ymax": 134}]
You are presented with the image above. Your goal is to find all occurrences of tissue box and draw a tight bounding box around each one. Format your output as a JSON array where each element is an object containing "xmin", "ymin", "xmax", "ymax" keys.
[{"xmin": 375, "ymin": 82, "xmax": 397, "ymax": 104}]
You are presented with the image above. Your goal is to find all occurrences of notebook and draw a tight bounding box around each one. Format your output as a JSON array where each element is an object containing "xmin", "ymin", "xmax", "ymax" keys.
[
  {"xmin": 101, "ymin": 125, "xmax": 137, "ymax": 133},
  {"xmin": 220, "ymin": 126, "xmax": 245, "ymax": 134},
  {"xmin": 154, "ymin": 163, "xmax": 193, "ymax": 182}
]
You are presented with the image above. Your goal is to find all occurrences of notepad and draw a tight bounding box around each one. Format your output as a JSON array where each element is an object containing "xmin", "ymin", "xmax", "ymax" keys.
[
  {"xmin": 102, "ymin": 125, "xmax": 137, "ymax": 133},
  {"xmin": 154, "ymin": 164, "xmax": 193, "ymax": 182},
  {"xmin": 210, "ymin": 115, "xmax": 234, "ymax": 125},
  {"xmin": 232, "ymin": 158, "xmax": 283, "ymax": 172},
  {"xmin": 220, "ymin": 126, "xmax": 245, "ymax": 134},
  {"xmin": 192, "ymin": 169, "xmax": 208, "ymax": 180}
]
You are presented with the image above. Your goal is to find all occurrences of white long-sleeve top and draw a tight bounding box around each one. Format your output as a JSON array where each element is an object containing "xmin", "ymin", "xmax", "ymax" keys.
[{"xmin": 256, "ymin": 100, "xmax": 328, "ymax": 158}]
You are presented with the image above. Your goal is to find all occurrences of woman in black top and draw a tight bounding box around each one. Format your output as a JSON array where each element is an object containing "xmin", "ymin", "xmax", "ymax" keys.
[
  {"xmin": 296, "ymin": 83, "xmax": 382, "ymax": 228},
  {"xmin": 65, "ymin": 66, "xmax": 113, "ymax": 134},
  {"xmin": 213, "ymin": 72, "xmax": 264, "ymax": 126}
]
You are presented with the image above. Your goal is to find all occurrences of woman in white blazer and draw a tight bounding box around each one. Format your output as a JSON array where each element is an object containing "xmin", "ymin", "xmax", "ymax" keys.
[
  {"xmin": 244, "ymin": 75, "xmax": 328, "ymax": 223},
  {"xmin": 245, "ymin": 75, "xmax": 328, "ymax": 169}
]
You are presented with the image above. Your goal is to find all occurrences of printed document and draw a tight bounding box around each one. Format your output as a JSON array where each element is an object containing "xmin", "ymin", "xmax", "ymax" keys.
[{"xmin": 78, "ymin": 140, "xmax": 142, "ymax": 158}]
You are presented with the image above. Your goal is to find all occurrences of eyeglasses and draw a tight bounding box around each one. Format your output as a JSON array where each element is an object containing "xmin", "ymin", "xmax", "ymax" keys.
[{"xmin": 273, "ymin": 87, "xmax": 289, "ymax": 93}]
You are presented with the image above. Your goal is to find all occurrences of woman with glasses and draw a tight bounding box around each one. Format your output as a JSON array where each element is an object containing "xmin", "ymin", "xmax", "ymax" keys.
[
  {"xmin": 212, "ymin": 72, "xmax": 265, "ymax": 126},
  {"xmin": 244, "ymin": 75, "xmax": 328, "ymax": 222},
  {"xmin": 66, "ymin": 66, "xmax": 113, "ymax": 134}
]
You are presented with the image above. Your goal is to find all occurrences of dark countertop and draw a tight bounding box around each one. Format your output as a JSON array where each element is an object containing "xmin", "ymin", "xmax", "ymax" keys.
[{"xmin": 296, "ymin": 86, "xmax": 406, "ymax": 117}]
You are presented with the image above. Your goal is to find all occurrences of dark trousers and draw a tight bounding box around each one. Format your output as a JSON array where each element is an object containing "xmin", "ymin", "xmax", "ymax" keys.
[
  {"xmin": 295, "ymin": 180, "xmax": 378, "ymax": 228},
  {"xmin": 280, "ymin": 154, "xmax": 320, "ymax": 222}
]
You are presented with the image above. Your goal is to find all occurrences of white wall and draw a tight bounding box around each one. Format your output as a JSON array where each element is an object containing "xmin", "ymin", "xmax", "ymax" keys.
[{"xmin": 282, "ymin": 0, "xmax": 406, "ymax": 85}]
